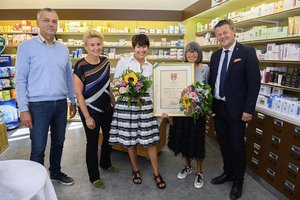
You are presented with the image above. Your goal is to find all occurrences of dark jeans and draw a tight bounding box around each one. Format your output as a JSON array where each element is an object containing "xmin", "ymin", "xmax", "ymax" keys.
[
  {"xmin": 78, "ymin": 107, "xmax": 113, "ymax": 183},
  {"xmin": 213, "ymin": 99, "xmax": 246, "ymax": 182},
  {"xmin": 29, "ymin": 99, "xmax": 67, "ymax": 175}
]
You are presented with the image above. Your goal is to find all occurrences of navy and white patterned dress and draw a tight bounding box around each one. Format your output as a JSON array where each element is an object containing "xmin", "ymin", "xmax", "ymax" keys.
[{"xmin": 109, "ymin": 55, "xmax": 160, "ymax": 147}]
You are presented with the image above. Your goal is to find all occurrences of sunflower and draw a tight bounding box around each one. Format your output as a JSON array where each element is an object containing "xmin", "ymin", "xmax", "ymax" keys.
[
  {"xmin": 124, "ymin": 72, "xmax": 138, "ymax": 85},
  {"xmin": 181, "ymin": 95, "xmax": 191, "ymax": 109}
]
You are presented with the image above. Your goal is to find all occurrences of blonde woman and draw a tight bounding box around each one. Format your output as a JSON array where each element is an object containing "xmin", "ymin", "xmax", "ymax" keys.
[{"xmin": 73, "ymin": 30, "xmax": 118, "ymax": 189}]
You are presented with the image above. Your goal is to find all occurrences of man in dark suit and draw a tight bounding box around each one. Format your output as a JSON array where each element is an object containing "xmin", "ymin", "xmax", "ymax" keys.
[{"xmin": 209, "ymin": 19, "xmax": 260, "ymax": 200}]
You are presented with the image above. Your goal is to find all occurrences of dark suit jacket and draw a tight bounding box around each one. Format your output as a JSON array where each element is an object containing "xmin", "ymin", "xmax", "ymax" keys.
[{"xmin": 209, "ymin": 42, "xmax": 261, "ymax": 120}]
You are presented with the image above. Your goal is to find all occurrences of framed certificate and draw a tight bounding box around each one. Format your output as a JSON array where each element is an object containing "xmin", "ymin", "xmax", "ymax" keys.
[{"xmin": 153, "ymin": 63, "xmax": 194, "ymax": 116}]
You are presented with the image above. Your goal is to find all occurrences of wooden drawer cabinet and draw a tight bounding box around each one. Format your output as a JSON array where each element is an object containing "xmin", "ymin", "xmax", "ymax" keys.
[{"xmin": 246, "ymin": 111, "xmax": 300, "ymax": 200}]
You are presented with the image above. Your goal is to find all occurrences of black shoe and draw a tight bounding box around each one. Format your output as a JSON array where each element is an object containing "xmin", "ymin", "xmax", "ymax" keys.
[
  {"xmin": 50, "ymin": 172, "xmax": 74, "ymax": 185},
  {"xmin": 230, "ymin": 181, "xmax": 243, "ymax": 200},
  {"xmin": 211, "ymin": 173, "xmax": 232, "ymax": 185}
]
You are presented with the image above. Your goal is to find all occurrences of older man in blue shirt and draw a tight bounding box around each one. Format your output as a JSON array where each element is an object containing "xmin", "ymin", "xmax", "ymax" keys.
[{"xmin": 15, "ymin": 8, "xmax": 76, "ymax": 185}]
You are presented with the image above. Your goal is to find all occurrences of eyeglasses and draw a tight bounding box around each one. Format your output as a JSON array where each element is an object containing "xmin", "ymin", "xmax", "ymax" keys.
[{"xmin": 186, "ymin": 50, "xmax": 199, "ymax": 55}]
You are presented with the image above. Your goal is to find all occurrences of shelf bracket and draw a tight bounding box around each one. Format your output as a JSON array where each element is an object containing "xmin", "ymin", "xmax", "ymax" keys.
[{"xmin": 255, "ymin": 19, "xmax": 279, "ymax": 26}]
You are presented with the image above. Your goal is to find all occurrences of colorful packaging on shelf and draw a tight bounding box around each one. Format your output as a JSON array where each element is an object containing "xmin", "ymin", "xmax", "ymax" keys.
[
  {"xmin": 1, "ymin": 79, "xmax": 10, "ymax": 88},
  {"xmin": 0, "ymin": 122, "xmax": 9, "ymax": 155},
  {"xmin": 10, "ymin": 89, "xmax": 16, "ymax": 99},
  {"xmin": 2, "ymin": 90, "xmax": 11, "ymax": 101},
  {"xmin": 0, "ymin": 67, "xmax": 9, "ymax": 77}
]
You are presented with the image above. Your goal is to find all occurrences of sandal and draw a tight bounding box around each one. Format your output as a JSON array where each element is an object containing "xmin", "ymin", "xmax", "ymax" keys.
[
  {"xmin": 154, "ymin": 174, "xmax": 166, "ymax": 189},
  {"xmin": 132, "ymin": 170, "xmax": 142, "ymax": 184}
]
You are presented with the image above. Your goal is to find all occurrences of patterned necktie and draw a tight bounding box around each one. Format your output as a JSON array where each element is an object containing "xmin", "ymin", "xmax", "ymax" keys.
[{"xmin": 219, "ymin": 50, "xmax": 229, "ymax": 98}]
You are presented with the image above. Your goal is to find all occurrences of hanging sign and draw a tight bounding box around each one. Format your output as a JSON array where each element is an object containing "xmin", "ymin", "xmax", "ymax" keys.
[{"xmin": 0, "ymin": 36, "xmax": 6, "ymax": 55}]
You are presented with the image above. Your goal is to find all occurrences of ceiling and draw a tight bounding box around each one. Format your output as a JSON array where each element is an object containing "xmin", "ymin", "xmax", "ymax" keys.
[{"xmin": 0, "ymin": 0, "xmax": 199, "ymax": 10}]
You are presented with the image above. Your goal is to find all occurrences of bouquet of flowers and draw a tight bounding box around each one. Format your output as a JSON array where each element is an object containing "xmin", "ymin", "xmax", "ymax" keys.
[
  {"xmin": 179, "ymin": 81, "xmax": 213, "ymax": 123},
  {"xmin": 111, "ymin": 69, "xmax": 152, "ymax": 107}
]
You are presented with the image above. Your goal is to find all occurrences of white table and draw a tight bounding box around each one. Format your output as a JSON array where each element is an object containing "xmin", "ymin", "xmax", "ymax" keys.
[{"xmin": 0, "ymin": 160, "xmax": 57, "ymax": 200}]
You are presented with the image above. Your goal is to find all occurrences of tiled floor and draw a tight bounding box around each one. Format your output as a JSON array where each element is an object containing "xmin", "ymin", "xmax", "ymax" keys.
[{"xmin": 1, "ymin": 122, "xmax": 286, "ymax": 200}]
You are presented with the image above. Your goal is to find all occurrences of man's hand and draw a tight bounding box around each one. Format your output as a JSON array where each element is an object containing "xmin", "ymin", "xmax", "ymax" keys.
[
  {"xmin": 69, "ymin": 104, "xmax": 77, "ymax": 118},
  {"xmin": 20, "ymin": 111, "xmax": 33, "ymax": 129},
  {"xmin": 242, "ymin": 112, "xmax": 252, "ymax": 122}
]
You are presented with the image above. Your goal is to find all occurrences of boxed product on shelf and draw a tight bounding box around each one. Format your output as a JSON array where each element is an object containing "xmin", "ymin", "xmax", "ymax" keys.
[
  {"xmin": 0, "ymin": 121, "xmax": 8, "ymax": 155},
  {"xmin": 260, "ymin": 85, "xmax": 272, "ymax": 95},
  {"xmin": 1, "ymin": 90, "xmax": 11, "ymax": 101},
  {"xmin": 0, "ymin": 99, "xmax": 18, "ymax": 130},
  {"xmin": 294, "ymin": 16, "xmax": 300, "ymax": 35},
  {"xmin": 257, "ymin": 94, "xmax": 269, "ymax": 107}
]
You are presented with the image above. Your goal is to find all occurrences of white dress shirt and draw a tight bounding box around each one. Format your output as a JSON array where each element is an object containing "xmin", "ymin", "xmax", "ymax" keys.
[{"xmin": 214, "ymin": 41, "xmax": 236, "ymax": 100}]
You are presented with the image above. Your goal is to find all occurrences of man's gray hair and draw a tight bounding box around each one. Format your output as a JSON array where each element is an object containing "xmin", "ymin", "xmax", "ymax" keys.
[{"xmin": 37, "ymin": 8, "xmax": 57, "ymax": 20}]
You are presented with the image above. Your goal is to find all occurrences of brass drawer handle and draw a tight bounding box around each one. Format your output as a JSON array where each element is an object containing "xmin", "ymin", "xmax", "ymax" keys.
[
  {"xmin": 257, "ymin": 113, "xmax": 265, "ymax": 120},
  {"xmin": 271, "ymin": 135, "xmax": 281, "ymax": 144},
  {"xmin": 269, "ymin": 152, "xmax": 278, "ymax": 160},
  {"xmin": 253, "ymin": 143, "xmax": 261, "ymax": 150},
  {"xmin": 273, "ymin": 119, "xmax": 283, "ymax": 127},
  {"xmin": 266, "ymin": 168, "xmax": 275, "ymax": 177},
  {"xmin": 284, "ymin": 180, "xmax": 295, "ymax": 191},
  {"xmin": 291, "ymin": 145, "xmax": 300, "ymax": 155},
  {"xmin": 288, "ymin": 162, "xmax": 299, "ymax": 174}
]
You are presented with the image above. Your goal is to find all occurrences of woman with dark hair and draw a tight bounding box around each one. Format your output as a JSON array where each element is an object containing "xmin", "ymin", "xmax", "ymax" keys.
[
  {"xmin": 167, "ymin": 41, "xmax": 209, "ymax": 189},
  {"xmin": 109, "ymin": 34, "xmax": 166, "ymax": 189}
]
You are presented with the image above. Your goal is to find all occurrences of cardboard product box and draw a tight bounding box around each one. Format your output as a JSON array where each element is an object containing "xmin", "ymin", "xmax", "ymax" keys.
[
  {"xmin": 0, "ymin": 122, "xmax": 9, "ymax": 155},
  {"xmin": 272, "ymin": 87, "xmax": 284, "ymax": 95},
  {"xmin": 288, "ymin": 17, "xmax": 294, "ymax": 35},
  {"xmin": 284, "ymin": 0, "xmax": 296, "ymax": 9},
  {"xmin": 281, "ymin": 100, "xmax": 290, "ymax": 115},
  {"xmin": 288, "ymin": 101, "xmax": 298, "ymax": 117},
  {"xmin": 294, "ymin": 16, "xmax": 300, "ymax": 35}
]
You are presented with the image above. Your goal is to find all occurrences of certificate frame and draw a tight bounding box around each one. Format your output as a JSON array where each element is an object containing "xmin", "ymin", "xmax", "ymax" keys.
[{"xmin": 153, "ymin": 63, "xmax": 194, "ymax": 116}]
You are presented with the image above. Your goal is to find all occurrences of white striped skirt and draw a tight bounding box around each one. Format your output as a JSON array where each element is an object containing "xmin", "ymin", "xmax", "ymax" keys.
[{"xmin": 109, "ymin": 94, "xmax": 160, "ymax": 147}]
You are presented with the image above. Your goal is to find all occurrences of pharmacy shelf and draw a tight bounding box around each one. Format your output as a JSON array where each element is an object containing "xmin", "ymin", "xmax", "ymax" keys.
[
  {"xmin": 196, "ymin": 30, "xmax": 214, "ymax": 36},
  {"xmin": 261, "ymin": 82, "xmax": 300, "ymax": 93},
  {"xmin": 259, "ymin": 60, "xmax": 300, "ymax": 64},
  {"xmin": 56, "ymin": 32, "xmax": 184, "ymax": 37},
  {"xmin": 235, "ymin": 6, "xmax": 300, "ymax": 28},
  {"xmin": 195, "ymin": 7, "xmax": 300, "ymax": 36},
  {"xmin": 200, "ymin": 36, "xmax": 300, "ymax": 49},
  {"xmin": 70, "ymin": 57, "xmax": 182, "ymax": 62},
  {"xmin": 192, "ymin": 0, "xmax": 263, "ymax": 19},
  {"xmin": 202, "ymin": 59, "xmax": 300, "ymax": 64},
  {"xmin": 256, "ymin": 105, "xmax": 300, "ymax": 126},
  {"xmin": 67, "ymin": 45, "xmax": 183, "ymax": 49},
  {"xmin": 4, "ymin": 54, "xmax": 182, "ymax": 62},
  {"xmin": 0, "ymin": 32, "xmax": 37, "ymax": 34}
]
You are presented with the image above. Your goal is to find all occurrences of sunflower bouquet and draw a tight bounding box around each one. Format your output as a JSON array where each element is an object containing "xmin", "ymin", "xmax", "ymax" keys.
[
  {"xmin": 179, "ymin": 81, "xmax": 213, "ymax": 123},
  {"xmin": 111, "ymin": 69, "xmax": 152, "ymax": 107}
]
